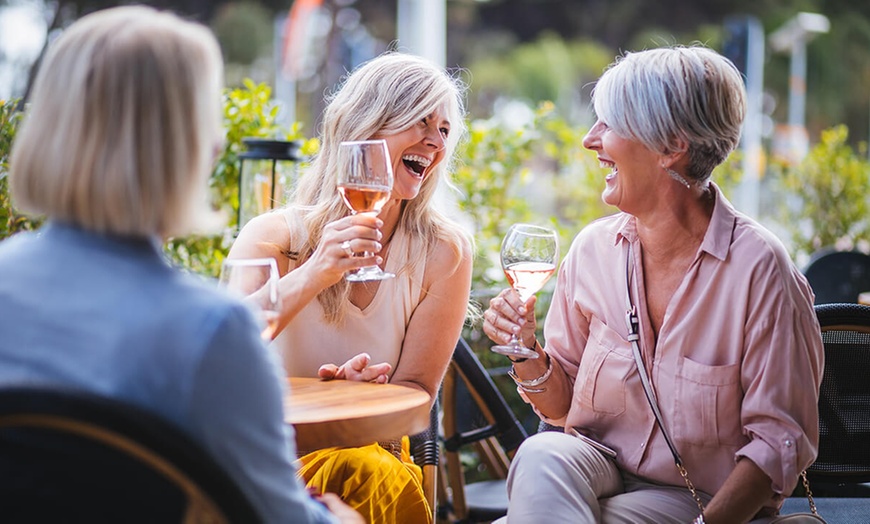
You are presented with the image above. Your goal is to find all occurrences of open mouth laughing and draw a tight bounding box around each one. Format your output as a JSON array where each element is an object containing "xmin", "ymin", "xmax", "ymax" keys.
[{"xmin": 402, "ymin": 154, "xmax": 431, "ymax": 178}]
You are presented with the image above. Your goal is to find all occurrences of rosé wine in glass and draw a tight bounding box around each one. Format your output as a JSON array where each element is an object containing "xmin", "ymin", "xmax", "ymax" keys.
[
  {"xmin": 336, "ymin": 140, "xmax": 395, "ymax": 282},
  {"xmin": 491, "ymin": 224, "xmax": 559, "ymax": 360}
]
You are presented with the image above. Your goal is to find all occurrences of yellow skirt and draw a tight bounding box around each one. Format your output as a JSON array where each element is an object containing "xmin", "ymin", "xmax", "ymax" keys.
[{"xmin": 297, "ymin": 437, "xmax": 432, "ymax": 524}]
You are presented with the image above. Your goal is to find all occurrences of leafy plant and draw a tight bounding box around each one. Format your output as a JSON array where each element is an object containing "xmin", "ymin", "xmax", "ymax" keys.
[
  {"xmin": 776, "ymin": 125, "xmax": 870, "ymax": 261},
  {"xmin": 0, "ymin": 98, "xmax": 42, "ymax": 239}
]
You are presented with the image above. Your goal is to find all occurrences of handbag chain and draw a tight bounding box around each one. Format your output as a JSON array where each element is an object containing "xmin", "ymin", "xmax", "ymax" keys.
[{"xmin": 800, "ymin": 470, "xmax": 818, "ymax": 515}]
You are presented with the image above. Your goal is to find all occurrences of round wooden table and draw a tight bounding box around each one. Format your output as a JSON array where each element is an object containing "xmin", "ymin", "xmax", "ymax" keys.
[{"xmin": 284, "ymin": 377, "xmax": 431, "ymax": 451}]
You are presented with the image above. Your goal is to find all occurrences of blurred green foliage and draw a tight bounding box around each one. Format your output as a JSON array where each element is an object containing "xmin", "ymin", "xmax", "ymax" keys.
[
  {"xmin": 776, "ymin": 125, "xmax": 870, "ymax": 261},
  {"xmin": 464, "ymin": 34, "xmax": 612, "ymax": 120},
  {"xmin": 0, "ymin": 98, "xmax": 40, "ymax": 236},
  {"xmin": 211, "ymin": 1, "xmax": 273, "ymax": 65}
]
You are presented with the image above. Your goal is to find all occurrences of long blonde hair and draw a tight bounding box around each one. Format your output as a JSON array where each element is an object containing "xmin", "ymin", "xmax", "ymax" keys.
[{"xmin": 291, "ymin": 52, "xmax": 469, "ymax": 323}]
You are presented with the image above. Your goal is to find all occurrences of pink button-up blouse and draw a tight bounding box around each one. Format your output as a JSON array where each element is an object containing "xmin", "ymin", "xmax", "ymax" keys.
[{"xmin": 540, "ymin": 184, "xmax": 823, "ymax": 508}]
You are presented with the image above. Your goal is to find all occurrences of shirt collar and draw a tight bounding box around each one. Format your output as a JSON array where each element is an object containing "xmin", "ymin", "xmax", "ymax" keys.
[{"xmin": 613, "ymin": 182, "xmax": 736, "ymax": 261}]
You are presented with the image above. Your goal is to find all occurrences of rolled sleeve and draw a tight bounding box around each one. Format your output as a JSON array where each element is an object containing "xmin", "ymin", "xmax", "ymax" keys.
[
  {"xmin": 737, "ymin": 274, "xmax": 823, "ymax": 496},
  {"xmin": 737, "ymin": 431, "xmax": 800, "ymax": 495}
]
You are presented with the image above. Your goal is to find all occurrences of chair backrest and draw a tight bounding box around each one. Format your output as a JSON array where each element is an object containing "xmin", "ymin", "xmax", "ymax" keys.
[
  {"xmin": 445, "ymin": 338, "xmax": 529, "ymax": 455},
  {"xmin": 0, "ymin": 386, "xmax": 261, "ymax": 523},
  {"xmin": 803, "ymin": 249, "xmax": 870, "ymax": 304},
  {"xmin": 808, "ymin": 303, "xmax": 870, "ymax": 490},
  {"xmin": 439, "ymin": 338, "xmax": 529, "ymax": 523}
]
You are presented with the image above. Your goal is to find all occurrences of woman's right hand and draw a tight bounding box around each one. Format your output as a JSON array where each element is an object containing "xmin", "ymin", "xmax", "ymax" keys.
[
  {"xmin": 304, "ymin": 214, "xmax": 383, "ymax": 289},
  {"xmin": 483, "ymin": 288, "xmax": 538, "ymax": 349}
]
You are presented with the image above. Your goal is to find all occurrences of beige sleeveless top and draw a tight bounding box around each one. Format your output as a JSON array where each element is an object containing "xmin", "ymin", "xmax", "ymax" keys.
[{"xmin": 272, "ymin": 208, "xmax": 427, "ymax": 378}]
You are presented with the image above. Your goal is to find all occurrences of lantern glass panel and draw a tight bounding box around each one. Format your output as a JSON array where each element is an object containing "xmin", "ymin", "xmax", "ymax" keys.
[{"xmin": 237, "ymin": 139, "xmax": 303, "ymax": 230}]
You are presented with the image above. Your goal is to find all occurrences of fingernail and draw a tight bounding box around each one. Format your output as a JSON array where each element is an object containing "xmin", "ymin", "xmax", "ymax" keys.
[
  {"xmin": 376, "ymin": 219, "xmax": 384, "ymax": 227},
  {"xmin": 376, "ymin": 257, "xmax": 383, "ymax": 264},
  {"xmin": 374, "ymin": 243, "xmax": 382, "ymax": 251},
  {"xmin": 518, "ymin": 306, "xmax": 526, "ymax": 315}
]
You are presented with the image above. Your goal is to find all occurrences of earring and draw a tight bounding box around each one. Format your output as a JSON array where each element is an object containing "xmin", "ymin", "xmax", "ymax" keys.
[{"xmin": 666, "ymin": 167, "xmax": 692, "ymax": 189}]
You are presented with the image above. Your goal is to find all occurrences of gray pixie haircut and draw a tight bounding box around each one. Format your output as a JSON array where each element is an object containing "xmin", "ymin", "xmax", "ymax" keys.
[
  {"xmin": 591, "ymin": 46, "xmax": 746, "ymax": 182},
  {"xmin": 10, "ymin": 6, "xmax": 224, "ymax": 237}
]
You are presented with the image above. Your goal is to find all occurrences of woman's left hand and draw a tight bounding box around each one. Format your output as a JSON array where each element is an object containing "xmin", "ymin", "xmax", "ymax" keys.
[{"xmin": 318, "ymin": 352, "xmax": 392, "ymax": 383}]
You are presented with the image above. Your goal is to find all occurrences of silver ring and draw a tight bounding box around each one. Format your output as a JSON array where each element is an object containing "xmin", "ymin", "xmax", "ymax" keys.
[{"xmin": 340, "ymin": 240, "xmax": 354, "ymax": 258}]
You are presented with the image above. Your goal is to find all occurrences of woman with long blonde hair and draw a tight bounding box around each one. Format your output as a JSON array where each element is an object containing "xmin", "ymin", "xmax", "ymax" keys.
[{"xmin": 229, "ymin": 52, "xmax": 474, "ymax": 523}]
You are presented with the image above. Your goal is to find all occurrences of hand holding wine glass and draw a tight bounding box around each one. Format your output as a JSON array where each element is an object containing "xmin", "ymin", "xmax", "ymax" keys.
[
  {"xmin": 219, "ymin": 258, "xmax": 282, "ymax": 341},
  {"xmin": 491, "ymin": 224, "xmax": 559, "ymax": 360},
  {"xmin": 336, "ymin": 139, "xmax": 395, "ymax": 282}
]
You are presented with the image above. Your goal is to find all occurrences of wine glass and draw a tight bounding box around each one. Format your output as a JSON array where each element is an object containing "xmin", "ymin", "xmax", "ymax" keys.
[
  {"xmin": 491, "ymin": 224, "xmax": 559, "ymax": 360},
  {"xmin": 219, "ymin": 258, "xmax": 282, "ymax": 341},
  {"xmin": 336, "ymin": 139, "xmax": 395, "ymax": 282}
]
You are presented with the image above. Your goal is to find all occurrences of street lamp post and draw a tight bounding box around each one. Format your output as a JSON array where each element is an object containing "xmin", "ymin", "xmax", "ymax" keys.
[
  {"xmin": 769, "ymin": 12, "xmax": 830, "ymax": 162},
  {"xmin": 396, "ymin": 0, "xmax": 445, "ymax": 67}
]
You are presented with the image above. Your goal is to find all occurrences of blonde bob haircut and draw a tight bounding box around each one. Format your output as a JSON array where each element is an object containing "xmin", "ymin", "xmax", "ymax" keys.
[
  {"xmin": 591, "ymin": 45, "xmax": 746, "ymax": 182},
  {"xmin": 10, "ymin": 6, "xmax": 224, "ymax": 238},
  {"xmin": 291, "ymin": 52, "xmax": 469, "ymax": 323}
]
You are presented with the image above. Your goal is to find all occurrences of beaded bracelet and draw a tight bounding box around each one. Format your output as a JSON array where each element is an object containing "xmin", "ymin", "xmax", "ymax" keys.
[{"xmin": 507, "ymin": 355, "xmax": 553, "ymax": 393}]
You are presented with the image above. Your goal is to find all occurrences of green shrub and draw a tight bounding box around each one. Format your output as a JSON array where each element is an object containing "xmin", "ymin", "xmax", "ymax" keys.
[
  {"xmin": 775, "ymin": 125, "xmax": 870, "ymax": 261},
  {"xmin": 0, "ymin": 98, "xmax": 42, "ymax": 238}
]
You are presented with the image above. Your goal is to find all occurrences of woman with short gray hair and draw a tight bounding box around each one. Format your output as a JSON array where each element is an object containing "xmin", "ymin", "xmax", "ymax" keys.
[{"xmin": 483, "ymin": 45, "xmax": 823, "ymax": 523}]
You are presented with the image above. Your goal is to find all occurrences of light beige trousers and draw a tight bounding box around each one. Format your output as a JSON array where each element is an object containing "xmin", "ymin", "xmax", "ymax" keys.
[{"xmin": 494, "ymin": 432, "xmax": 824, "ymax": 524}]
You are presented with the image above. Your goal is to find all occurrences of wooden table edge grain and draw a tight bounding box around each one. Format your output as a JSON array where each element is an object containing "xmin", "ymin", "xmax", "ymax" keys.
[{"xmin": 284, "ymin": 377, "xmax": 432, "ymax": 451}]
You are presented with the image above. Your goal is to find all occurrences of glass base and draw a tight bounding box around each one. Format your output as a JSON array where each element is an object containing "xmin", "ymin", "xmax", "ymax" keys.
[
  {"xmin": 491, "ymin": 343, "xmax": 539, "ymax": 359},
  {"xmin": 346, "ymin": 266, "xmax": 396, "ymax": 282}
]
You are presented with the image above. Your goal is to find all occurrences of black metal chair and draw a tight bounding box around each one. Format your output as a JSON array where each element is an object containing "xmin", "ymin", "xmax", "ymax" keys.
[
  {"xmin": 0, "ymin": 386, "xmax": 261, "ymax": 523},
  {"xmin": 410, "ymin": 398, "xmax": 441, "ymax": 522},
  {"xmin": 439, "ymin": 338, "xmax": 529, "ymax": 523},
  {"xmin": 803, "ymin": 249, "xmax": 870, "ymax": 304},
  {"xmin": 780, "ymin": 303, "xmax": 870, "ymax": 520}
]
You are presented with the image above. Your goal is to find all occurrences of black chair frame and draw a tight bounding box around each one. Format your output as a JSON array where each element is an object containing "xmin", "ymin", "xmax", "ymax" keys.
[
  {"xmin": 0, "ymin": 386, "xmax": 261, "ymax": 523},
  {"xmin": 439, "ymin": 338, "xmax": 529, "ymax": 523}
]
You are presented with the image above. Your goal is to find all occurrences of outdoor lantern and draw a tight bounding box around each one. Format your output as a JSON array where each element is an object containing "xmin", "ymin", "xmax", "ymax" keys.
[{"xmin": 237, "ymin": 138, "xmax": 304, "ymax": 231}]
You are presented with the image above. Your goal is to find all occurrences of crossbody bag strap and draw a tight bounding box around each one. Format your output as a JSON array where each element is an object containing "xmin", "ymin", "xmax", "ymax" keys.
[
  {"xmin": 624, "ymin": 243, "xmax": 706, "ymax": 515},
  {"xmin": 624, "ymin": 244, "xmax": 822, "ymax": 520}
]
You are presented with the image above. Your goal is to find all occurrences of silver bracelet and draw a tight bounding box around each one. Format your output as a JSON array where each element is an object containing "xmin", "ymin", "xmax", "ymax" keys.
[{"xmin": 508, "ymin": 355, "xmax": 553, "ymax": 393}]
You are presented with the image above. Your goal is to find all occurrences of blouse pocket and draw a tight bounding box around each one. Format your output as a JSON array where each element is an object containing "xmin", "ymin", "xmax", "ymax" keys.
[
  {"xmin": 577, "ymin": 317, "xmax": 634, "ymax": 416},
  {"xmin": 674, "ymin": 356, "xmax": 743, "ymax": 447}
]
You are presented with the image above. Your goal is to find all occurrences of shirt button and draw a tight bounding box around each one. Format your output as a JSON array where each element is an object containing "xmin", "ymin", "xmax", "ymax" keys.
[{"xmin": 785, "ymin": 439, "xmax": 793, "ymax": 448}]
